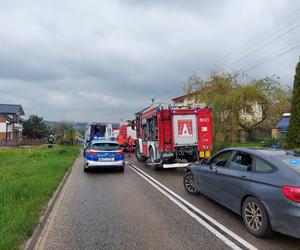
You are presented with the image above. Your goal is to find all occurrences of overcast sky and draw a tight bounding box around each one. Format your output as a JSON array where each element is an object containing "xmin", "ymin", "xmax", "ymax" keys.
[{"xmin": 0, "ymin": 0, "xmax": 299, "ymax": 122}]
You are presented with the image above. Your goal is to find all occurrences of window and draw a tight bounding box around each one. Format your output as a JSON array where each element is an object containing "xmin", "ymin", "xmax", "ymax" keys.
[
  {"xmin": 228, "ymin": 152, "xmax": 252, "ymax": 172},
  {"xmin": 244, "ymin": 104, "xmax": 252, "ymax": 114},
  {"xmin": 211, "ymin": 151, "xmax": 232, "ymax": 167},
  {"xmin": 254, "ymin": 159, "xmax": 274, "ymax": 173},
  {"xmin": 91, "ymin": 143, "xmax": 120, "ymax": 151}
]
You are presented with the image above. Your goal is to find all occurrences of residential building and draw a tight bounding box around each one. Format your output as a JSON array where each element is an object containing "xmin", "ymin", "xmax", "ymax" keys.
[
  {"xmin": 272, "ymin": 113, "xmax": 290, "ymax": 139},
  {"xmin": 172, "ymin": 91, "xmax": 264, "ymax": 142},
  {"xmin": 172, "ymin": 91, "xmax": 263, "ymax": 122},
  {"xmin": 172, "ymin": 91, "xmax": 201, "ymax": 106},
  {"xmin": 0, "ymin": 104, "xmax": 25, "ymax": 141}
]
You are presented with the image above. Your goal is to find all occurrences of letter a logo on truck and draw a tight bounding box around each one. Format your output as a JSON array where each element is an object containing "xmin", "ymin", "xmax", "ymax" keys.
[{"xmin": 178, "ymin": 119, "xmax": 193, "ymax": 137}]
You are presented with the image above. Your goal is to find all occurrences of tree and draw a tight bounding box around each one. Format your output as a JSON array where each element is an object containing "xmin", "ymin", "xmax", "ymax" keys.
[
  {"xmin": 23, "ymin": 115, "xmax": 49, "ymax": 139},
  {"xmin": 51, "ymin": 123, "xmax": 76, "ymax": 144},
  {"xmin": 185, "ymin": 71, "xmax": 290, "ymax": 142},
  {"xmin": 287, "ymin": 60, "xmax": 300, "ymax": 148}
]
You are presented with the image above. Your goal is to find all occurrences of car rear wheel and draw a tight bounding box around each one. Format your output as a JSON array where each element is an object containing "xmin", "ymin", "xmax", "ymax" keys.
[
  {"xmin": 83, "ymin": 164, "xmax": 89, "ymax": 172},
  {"xmin": 119, "ymin": 166, "xmax": 125, "ymax": 172},
  {"xmin": 183, "ymin": 172, "xmax": 199, "ymax": 195},
  {"xmin": 242, "ymin": 197, "xmax": 272, "ymax": 238}
]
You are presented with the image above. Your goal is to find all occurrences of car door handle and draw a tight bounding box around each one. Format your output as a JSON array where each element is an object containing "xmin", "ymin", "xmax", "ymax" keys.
[{"xmin": 240, "ymin": 175, "xmax": 247, "ymax": 178}]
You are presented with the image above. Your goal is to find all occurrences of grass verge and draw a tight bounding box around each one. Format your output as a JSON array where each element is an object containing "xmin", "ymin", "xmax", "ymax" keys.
[{"xmin": 0, "ymin": 145, "xmax": 79, "ymax": 250}]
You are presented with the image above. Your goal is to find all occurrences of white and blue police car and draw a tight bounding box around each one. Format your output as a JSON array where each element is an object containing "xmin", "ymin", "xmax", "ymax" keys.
[{"xmin": 84, "ymin": 138, "xmax": 125, "ymax": 172}]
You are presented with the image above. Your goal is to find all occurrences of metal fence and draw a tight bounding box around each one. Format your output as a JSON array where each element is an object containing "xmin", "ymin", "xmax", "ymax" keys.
[{"xmin": 0, "ymin": 139, "xmax": 47, "ymax": 147}]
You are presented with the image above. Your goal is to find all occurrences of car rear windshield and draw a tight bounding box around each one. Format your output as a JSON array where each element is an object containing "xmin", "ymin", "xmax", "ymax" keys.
[
  {"xmin": 91, "ymin": 143, "xmax": 120, "ymax": 151},
  {"xmin": 281, "ymin": 156, "xmax": 300, "ymax": 174}
]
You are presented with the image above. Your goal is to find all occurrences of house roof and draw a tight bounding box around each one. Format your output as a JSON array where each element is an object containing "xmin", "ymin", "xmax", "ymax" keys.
[
  {"xmin": 2, "ymin": 114, "xmax": 14, "ymax": 123},
  {"xmin": 19, "ymin": 117, "xmax": 27, "ymax": 123},
  {"xmin": 276, "ymin": 114, "xmax": 290, "ymax": 132},
  {"xmin": 0, "ymin": 104, "xmax": 25, "ymax": 115},
  {"xmin": 172, "ymin": 90, "xmax": 201, "ymax": 101},
  {"xmin": 0, "ymin": 114, "xmax": 26, "ymax": 123}
]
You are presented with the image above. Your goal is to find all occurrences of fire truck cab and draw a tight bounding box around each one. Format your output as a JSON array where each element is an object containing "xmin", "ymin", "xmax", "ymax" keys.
[{"xmin": 135, "ymin": 104, "xmax": 213, "ymax": 169}]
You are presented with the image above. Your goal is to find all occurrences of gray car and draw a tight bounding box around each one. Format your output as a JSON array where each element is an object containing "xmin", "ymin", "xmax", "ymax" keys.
[{"xmin": 183, "ymin": 147, "xmax": 300, "ymax": 239}]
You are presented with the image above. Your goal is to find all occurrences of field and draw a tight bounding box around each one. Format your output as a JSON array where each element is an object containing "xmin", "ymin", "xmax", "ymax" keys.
[{"xmin": 0, "ymin": 145, "xmax": 80, "ymax": 250}]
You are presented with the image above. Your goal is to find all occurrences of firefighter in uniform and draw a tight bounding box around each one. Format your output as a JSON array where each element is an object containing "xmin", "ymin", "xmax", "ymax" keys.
[{"xmin": 127, "ymin": 135, "xmax": 134, "ymax": 152}]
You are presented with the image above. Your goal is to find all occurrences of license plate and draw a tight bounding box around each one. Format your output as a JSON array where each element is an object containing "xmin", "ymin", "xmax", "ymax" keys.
[{"xmin": 100, "ymin": 158, "xmax": 114, "ymax": 162}]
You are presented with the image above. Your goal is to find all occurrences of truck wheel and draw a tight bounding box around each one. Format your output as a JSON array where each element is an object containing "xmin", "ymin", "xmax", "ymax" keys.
[{"xmin": 135, "ymin": 143, "xmax": 147, "ymax": 162}]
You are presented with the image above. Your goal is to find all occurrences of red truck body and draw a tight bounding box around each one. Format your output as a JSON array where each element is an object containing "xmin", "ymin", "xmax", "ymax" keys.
[
  {"xmin": 118, "ymin": 121, "xmax": 137, "ymax": 151},
  {"xmin": 135, "ymin": 105, "xmax": 213, "ymax": 167}
]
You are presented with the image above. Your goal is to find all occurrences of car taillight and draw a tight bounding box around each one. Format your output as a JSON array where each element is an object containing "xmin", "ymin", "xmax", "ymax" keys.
[
  {"xmin": 115, "ymin": 152, "xmax": 124, "ymax": 155},
  {"xmin": 87, "ymin": 151, "xmax": 98, "ymax": 155},
  {"xmin": 282, "ymin": 186, "xmax": 300, "ymax": 203}
]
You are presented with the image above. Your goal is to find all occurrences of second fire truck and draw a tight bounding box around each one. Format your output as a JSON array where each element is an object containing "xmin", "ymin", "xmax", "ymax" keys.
[{"xmin": 134, "ymin": 104, "xmax": 213, "ymax": 169}]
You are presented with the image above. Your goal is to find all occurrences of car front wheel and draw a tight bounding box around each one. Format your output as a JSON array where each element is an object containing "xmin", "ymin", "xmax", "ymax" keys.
[
  {"xmin": 183, "ymin": 172, "xmax": 199, "ymax": 195},
  {"xmin": 242, "ymin": 197, "xmax": 272, "ymax": 238}
]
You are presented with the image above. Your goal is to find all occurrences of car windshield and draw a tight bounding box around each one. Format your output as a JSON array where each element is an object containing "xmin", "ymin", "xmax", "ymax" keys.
[
  {"xmin": 91, "ymin": 143, "xmax": 120, "ymax": 151},
  {"xmin": 281, "ymin": 156, "xmax": 300, "ymax": 174}
]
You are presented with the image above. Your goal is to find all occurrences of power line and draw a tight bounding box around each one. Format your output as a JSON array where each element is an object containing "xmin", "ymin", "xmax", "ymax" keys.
[
  {"xmin": 225, "ymin": 23, "xmax": 300, "ymax": 68},
  {"xmin": 243, "ymin": 42, "xmax": 300, "ymax": 72},
  {"xmin": 217, "ymin": 7, "xmax": 300, "ymax": 66}
]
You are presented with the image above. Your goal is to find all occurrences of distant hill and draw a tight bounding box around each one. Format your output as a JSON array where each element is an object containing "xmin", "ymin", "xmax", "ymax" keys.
[
  {"xmin": 45, "ymin": 121, "xmax": 89, "ymax": 132},
  {"xmin": 44, "ymin": 121, "xmax": 120, "ymax": 132}
]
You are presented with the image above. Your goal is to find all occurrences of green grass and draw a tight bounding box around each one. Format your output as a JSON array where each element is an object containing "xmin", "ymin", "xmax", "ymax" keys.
[{"xmin": 0, "ymin": 145, "xmax": 79, "ymax": 250}]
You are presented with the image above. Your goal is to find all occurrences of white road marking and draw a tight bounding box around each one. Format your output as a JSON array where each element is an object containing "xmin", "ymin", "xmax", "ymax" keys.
[{"xmin": 128, "ymin": 163, "xmax": 258, "ymax": 250}]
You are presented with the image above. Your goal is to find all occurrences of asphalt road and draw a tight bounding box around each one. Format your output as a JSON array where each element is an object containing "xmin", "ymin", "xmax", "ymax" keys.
[{"xmin": 35, "ymin": 153, "xmax": 300, "ymax": 250}]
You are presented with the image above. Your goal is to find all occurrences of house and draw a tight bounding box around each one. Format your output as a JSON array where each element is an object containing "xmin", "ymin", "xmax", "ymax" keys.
[
  {"xmin": 172, "ymin": 91, "xmax": 263, "ymax": 122},
  {"xmin": 0, "ymin": 104, "xmax": 25, "ymax": 141},
  {"xmin": 272, "ymin": 113, "xmax": 290, "ymax": 139},
  {"xmin": 172, "ymin": 91, "xmax": 264, "ymax": 142},
  {"xmin": 172, "ymin": 91, "xmax": 202, "ymax": 106}
]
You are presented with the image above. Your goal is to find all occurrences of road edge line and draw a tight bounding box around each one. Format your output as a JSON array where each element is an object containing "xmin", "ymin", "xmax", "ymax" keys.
[
  {"xmin": 24, "ymin": 150, "xmax": 81, "ymax": 250},
  {"xmin": 128, "ymin": 162, "xmax": 258, "ymax": 250}
]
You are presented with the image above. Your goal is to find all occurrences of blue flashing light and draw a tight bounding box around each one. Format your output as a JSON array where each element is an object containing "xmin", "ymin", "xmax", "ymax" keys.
[{"xmin": 290, "ymin": 159, "xmax": 299, "ymax": 165}]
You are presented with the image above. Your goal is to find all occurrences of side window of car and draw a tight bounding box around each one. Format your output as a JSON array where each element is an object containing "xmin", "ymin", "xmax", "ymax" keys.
[
  {"xmin": 211, "ymin": 151, "xmax": 232, "ymax": 167},
  {"xmin": 227, "ymin": 152, "xmax": 252, "ymax": 172},
  {"xmin": 254, "ymin": 158, "xmax": 274, "ymax": 173}
]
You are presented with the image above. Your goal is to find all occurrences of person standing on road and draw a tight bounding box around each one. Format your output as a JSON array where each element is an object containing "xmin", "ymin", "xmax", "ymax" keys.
[{"xmin": 127, "ymin": 135, "xmax": 134, "ymax": 152}]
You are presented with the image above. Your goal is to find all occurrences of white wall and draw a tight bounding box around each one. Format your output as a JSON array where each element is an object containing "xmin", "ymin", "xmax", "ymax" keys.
[
  {"xmin": 0, "ymin": 123, "xmax": 6, "ymax": 132},
  {"xmin": 7, "ymin": 124, "xmax": 13, "ymax": 133}
]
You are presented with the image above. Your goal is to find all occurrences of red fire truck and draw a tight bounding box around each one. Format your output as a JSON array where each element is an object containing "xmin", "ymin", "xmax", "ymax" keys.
[
  {"xmin": 135, "ymin": 104, "xmax": 213, "ymax": 170},
  {"xmin": 119, "ymin": 120, "xmax": 137, "ymax": 151}
]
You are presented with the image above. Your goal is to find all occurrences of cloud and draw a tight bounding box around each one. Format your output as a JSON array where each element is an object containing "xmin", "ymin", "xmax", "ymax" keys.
[{"xmin": 0, "ymin": 0, "xmax": 299, "ymax": 121}]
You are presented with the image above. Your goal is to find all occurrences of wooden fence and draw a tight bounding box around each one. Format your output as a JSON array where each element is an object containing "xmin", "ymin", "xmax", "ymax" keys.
[{"xmin": 0, "ymin": 139, "xmax": 47, "ymax": 147}]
